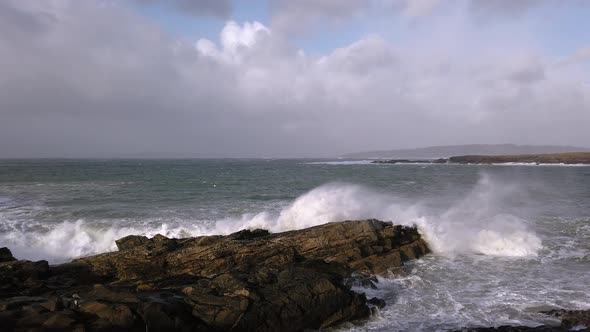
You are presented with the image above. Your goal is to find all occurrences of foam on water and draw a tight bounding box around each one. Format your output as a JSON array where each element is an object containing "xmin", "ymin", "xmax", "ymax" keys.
[
  {"xmin": 0, "ymin": 173, "xmax": 543, "ymax": 263},
  {"xmin": 0, "ymin": 218, "xmax": 211, "ymax": 262},
  {"xmin": 216, "ymin": 174, "xmax": 542, "ymax": 257}
]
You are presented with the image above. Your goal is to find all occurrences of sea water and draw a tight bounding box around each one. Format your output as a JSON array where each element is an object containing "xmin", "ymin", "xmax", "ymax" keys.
[{"xmin": 0, "ymin": 159, "xmax": 588, "ymax": 331}]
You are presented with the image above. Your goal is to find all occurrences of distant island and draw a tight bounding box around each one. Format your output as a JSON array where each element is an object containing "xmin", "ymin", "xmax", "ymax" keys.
[
  {"xmin": 343, "ymin": 144, "xmax": 590, "ymax": 159},
  {"xmin": 371, "ymin": 152, "xmax": 590, "ymax": 165}
]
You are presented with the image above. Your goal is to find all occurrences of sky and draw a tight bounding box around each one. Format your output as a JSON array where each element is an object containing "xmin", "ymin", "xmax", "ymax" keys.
[{"xmin": 1, "ymin": 0, "xmax": 589, "ymax": 158}]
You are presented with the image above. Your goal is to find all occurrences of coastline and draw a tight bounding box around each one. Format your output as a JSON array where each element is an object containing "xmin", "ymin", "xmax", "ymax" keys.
[
  {"xmin": 0, "ymin": 219, "xmax": 428, "ymax": 331},
  {"xmin": 1, "ymin": 219, "xmax": 588, "ymax": 331},
  {"xmin": 369, "ymin": 152, "xmax": 590, "ymax": 166}
]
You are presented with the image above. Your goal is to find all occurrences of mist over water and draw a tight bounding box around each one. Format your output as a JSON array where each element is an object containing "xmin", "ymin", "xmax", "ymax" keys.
[{"xmin": 0, "ymin": 159, "xmax": 589, "ymax": 330}]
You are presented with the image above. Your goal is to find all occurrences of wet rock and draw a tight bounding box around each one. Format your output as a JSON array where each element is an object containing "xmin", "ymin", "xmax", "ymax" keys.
[
  {"xmin": 541, "ymin": 309, "xmax": 590, "ymax": 330},
  {"xmin": 0, "ymin": 219, "xmax": 430, "ymax": 332},
  {"xmin": 0, "ymin": 296, "xmax": 46, "ymax": 311},
  {"xmin": 368, "ymin": 297, "xmax": 386, "ymax": 309},
  {"xmin": 115, "ymin": 235, "xmax": 149, "ymax": 251},
  {"xmin": 346, "ymin": 274, "xmax": 379, "ymax": 289},
  {"xmin": 561, "ymin": 309, "xmax": 590, "ymax": 329},
  {"xmin": 42, "ymin": 311, "xmax": 77, "ymax": 329},
  {"xmin": 80, "ymin": 301, "xmax": 137, "ymax": 327},
  {"xmin": 229, "ymin": 228, "xmax": 270, "ymax": 240},
  {"xmin": 40, "ymin": 298, "xmax": 63, "ymax": 312}
]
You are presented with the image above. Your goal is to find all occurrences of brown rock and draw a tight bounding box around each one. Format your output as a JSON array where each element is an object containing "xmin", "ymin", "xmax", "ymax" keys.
[
  {"xmin": 42, "ymin": 311, "xmax": 77, "ymax": 329},
  {"xmin": 0, "ymin": 219, "xmax": 431, "ymax": 332},
  {"xmin": 115, "ymin": 235, "xmax": 149, "ymax": 251}
]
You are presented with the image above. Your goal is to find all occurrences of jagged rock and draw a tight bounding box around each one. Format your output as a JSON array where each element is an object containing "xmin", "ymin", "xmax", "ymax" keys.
[
  {"xmin": 115, "ymin": 235, "xmax": 149, "ymax": 251},
  {"xmin": 229, "ymin": 228, "xmax": 269, "ymax": 240},
  {"xmin": 561, "ymin": 310, "xmax": 590, "ymax": 329},
  {"xmin": 0, "ymin": 296, "xmax": 46, "ymax": 311},
  {"xmin": 42, "ymin": 311, "xmax": 77, "ymax": 329},
  {"xmin": 368, "ymin": 297, "xmax": 386, "ymax": 309},
  {"xmin": 541, "ymin": 309, "xmax": 590, "ymax": 330},
  {"xmin": 0, "ymin": 219, "xmax": 430, "ymax": 332},
  {"xmin": 0, "ymin": 247, "xmax": 16, "ymax": 262}
]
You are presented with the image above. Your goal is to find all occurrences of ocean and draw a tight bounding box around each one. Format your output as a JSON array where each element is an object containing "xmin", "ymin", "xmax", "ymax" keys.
[{"xmin": 0, "ymin": 159, "xmax": 589, "ymax": 331}]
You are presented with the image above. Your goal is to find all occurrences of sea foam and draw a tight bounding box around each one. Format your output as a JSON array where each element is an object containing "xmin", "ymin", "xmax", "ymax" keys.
[
  {"xmin": 0, "ymin": 174, "xmax": 542, "ymax": 263},
  {"xmin": 216, "ymin": 175, "xmax": 542, "ymax": 257}
]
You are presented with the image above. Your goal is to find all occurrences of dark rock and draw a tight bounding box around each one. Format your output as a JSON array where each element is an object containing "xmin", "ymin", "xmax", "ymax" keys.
[
  {"xmin": 0, "ymin": 219, "xmax": 430, "ymax": 332},
  {"xmin": 368, "ymin": 297, "xmax": 386, "ymax": 309},
  {"xmin": 40, "ymin": 298, "xmax": 63, "ymax": 312},
  {"xmin": 0, "ymin": 296, "xmax": 46, "ymax": 311},
  {"xmin": 229, "ymin": 228, "xmax": 270, "ymax": 240},
  {"xmin": 561, "ymin": 310, "xmax": 590, "ymax": 329},
  {"xmin": 42, "ymin": 311, "xmax": 77, "ymax": 329},
  {"xmin": 115, "ymin": 235, "xmax": 149, "ymax": 251},
  {"xmin": 0, "ymin": 247, "xmax": 16, "ymax": 262},
  {"xmin": 346, "ymin": 274, "xmax": 379, "ymax": 289},
  {"xmin": 367, "ymin": 297, "xmax": 386, "ymax": 309},
  {"xmin": 80, "ymin": 301, "xmax": 137, "ymax": 327}
]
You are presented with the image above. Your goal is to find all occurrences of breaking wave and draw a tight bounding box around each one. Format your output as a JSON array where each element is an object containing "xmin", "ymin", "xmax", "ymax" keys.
[
  {"xmin": 217, "ymin": 174, "xmax": 542, "ymax": 257},
  {"xmin": 0, "ymin": 174, "xmax": 542, "ymax": 263}
]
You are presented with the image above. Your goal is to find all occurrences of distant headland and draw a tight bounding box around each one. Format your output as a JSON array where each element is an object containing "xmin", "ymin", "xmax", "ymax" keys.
[
  {"xmin": 342, "ymin": 144, "xmax": 590, "ymax": 159},
  {"xmin": 371, "ymin": 152, "xmax": 590, "ymax": 165}
]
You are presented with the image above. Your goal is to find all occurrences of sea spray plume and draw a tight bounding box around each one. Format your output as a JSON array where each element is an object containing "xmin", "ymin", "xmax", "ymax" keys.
[
  {"xmin": 0, "ymin": 219, "xmax": 209, "ymax": 263},
  {"xmin": 273, "ymin": 183, "xmax": 412, "ymax": 232},
  {"xmin": 211, "ymin": 183, "xmax": 418, "ymax": 233},
  {"xmin": 416, "ymin": 173, "xmax": 542, "ymax": 257},
  {"xmin": 215, "ymin": 177, "xmax": 542, "ymax": 257},
  {"xmin": 0, "ymin": 176, "xmax": 542, "ymax": 263}
]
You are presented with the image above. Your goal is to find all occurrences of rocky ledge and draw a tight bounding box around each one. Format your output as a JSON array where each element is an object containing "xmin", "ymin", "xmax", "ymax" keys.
[{"xmin": 0, "ymin": 219, "xmax": 429, "ymax": 332}]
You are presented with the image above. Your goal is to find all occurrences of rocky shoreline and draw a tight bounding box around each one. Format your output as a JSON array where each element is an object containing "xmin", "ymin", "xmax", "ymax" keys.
[
  {"xmin": 1, "ymin": 219, "xmax": 588, "ymax": 331},
  {"xmin": 0, "ymin": 219, "xmax": 429, "ymax": 331}
]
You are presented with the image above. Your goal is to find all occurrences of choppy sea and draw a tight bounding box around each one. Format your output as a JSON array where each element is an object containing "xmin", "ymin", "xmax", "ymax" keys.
[{"xmin": 1, "ymin": 159, "xmax": 588, "ymax": 331}]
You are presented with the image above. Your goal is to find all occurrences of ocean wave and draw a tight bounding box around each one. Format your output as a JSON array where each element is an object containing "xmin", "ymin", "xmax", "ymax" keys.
[
  {"xmin": 0, "ymin": 196, "xmax": 12, "ymax": 205},
  {"xmin": 0, "ymin": 174, "xmax": 544, "ymax": 263}
]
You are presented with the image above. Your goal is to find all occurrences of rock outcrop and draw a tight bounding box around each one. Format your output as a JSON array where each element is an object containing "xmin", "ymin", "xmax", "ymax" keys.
[{"xmin": 0, "ymin": 219, "xmax": 430, "ymax": 332}]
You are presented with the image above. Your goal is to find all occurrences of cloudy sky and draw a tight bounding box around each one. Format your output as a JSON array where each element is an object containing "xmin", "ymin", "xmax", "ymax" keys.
[{"xmin": 1, "ymin": 0, "xmax": 589, "ymax": 158}]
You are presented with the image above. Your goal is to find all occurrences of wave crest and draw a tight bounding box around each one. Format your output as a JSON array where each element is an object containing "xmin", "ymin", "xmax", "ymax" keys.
[{"xmin": 0, "ymin": 174, "xmax": 542, "ymax": 263}]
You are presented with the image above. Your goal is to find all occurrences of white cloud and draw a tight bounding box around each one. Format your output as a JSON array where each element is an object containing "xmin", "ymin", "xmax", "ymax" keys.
[{"xmin": 0, "ymin": 0, "xmax": 589, "ymax": 158}]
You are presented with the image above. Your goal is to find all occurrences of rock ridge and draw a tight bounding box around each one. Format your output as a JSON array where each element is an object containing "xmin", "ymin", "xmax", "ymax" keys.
[{"xmin": 0, "ymin": 219, "xmax": 429, "ymax": 332}]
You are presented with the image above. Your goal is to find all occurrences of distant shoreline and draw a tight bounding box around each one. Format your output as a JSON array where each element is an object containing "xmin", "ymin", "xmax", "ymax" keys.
[
  {"xmin": 371, "ymin": 152, "xmax": 590, "ymax": 165},
  {"xmin": 448, "ymin": 152, "xmax": 590, "ymax": 165},
  {"xmin": 343, "ymin": 144, "xmax": 590, "ymax": 159}
]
